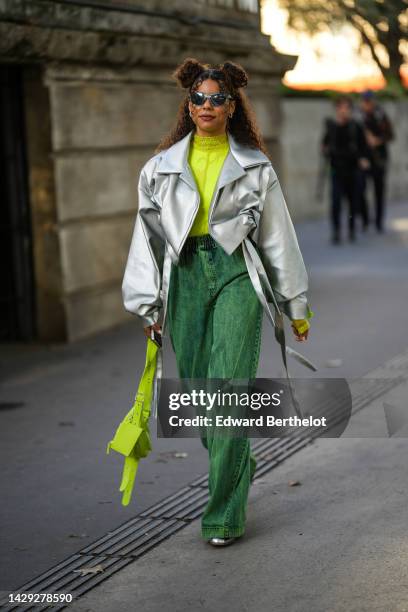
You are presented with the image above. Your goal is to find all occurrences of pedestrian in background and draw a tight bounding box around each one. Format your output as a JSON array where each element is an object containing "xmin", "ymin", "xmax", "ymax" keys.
[
  {"xmin": 122, "ymin": 58, "xmax": 314, "ymax": 547},
  {"xmin": 321, "ymin": 96, "xmax": 370, "ymax": 245},
  {"xmin": 358, "ymin": 90, "xmax": 394, "ymax": 233}
]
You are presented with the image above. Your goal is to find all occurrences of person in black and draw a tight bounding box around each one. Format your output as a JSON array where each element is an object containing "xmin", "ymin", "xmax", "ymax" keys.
[
  {"xmin": 321, "ymin": 96, "xmax": 370, "ymax": 244},
  {"xmin": 358, "ymin": 90, "xmax": 394, "ymax": 233}
]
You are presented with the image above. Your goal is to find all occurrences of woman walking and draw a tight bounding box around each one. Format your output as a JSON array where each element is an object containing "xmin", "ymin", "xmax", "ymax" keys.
[{"xmin": 122, "ymin": 58, "xmax": 313, "ymax": 547}]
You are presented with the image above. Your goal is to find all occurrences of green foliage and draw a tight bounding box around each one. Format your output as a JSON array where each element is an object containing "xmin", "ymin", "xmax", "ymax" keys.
[
  {"xmin": 278, "ymin": 82, "xmax": 408, "ymax": 99},
  {"xmin": 277, "ymin": 0, "xmax": 408, "ymax": 85}
]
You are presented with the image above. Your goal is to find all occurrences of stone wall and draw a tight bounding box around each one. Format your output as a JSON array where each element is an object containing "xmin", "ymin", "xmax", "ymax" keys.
[
  {"xmin": 23, "ymin": 67, "xmax": 66, "ymax": 341},
  {"xmin": 47, "ymin": 65, "xmax": 190, "ymax": 341},
  {"xmin": 0, "ymin": 0, "xmax": 295, "ymax": 342},
  {"xmin": 47, "ymin": 63, "xmax": 287, "ymax": 341}
]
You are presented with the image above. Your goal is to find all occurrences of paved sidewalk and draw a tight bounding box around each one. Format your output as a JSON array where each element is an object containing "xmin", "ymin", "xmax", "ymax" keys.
[
  {"xmin": 69, "ymin": 364, "xmax": 408, "ymax": 612},
  {"xmin": 1, "ymin": 201, "xmax": 408, "ymax": 599}
]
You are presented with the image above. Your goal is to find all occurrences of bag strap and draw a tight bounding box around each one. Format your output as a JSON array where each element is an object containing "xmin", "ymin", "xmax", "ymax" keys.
[
  {"xmin": 131, "ymin": 337, "xmax": 161, "ymax": 425},
  {"xmin": 242, "ymin": 237, "xmax": 317, "ymax": 418},
  {"xmin": 119, "ymin": 453, "xmax": 140, "ymax": 506}
]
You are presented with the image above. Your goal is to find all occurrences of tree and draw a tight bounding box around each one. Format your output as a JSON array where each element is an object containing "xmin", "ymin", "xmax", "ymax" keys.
[{"xmin": 276, "ymin": 0, "xmax": 408, "ymax": 88}]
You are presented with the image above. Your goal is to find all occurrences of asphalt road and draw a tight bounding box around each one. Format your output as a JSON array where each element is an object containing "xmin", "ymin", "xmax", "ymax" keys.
[{"xmin": 1, "ymin": 201, "xmax": 407, "ymax": 591}]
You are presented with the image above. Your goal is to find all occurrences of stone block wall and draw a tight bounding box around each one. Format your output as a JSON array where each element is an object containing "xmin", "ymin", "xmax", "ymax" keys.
[
  {"xmin": 47, "ymin": 66, "xmax": 188, "ymax": 340},
  {"xmin": 0, "ymin": 0, "xmax": 295, "ymax": 341}
]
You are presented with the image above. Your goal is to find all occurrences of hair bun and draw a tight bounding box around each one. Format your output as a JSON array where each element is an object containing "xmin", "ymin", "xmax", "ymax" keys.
[
  {"xmin": 173, "ymin": 58, "xmax": 206, "ymax": 89},
  {"xmin": 220, "ymin": 61, "xmax": 248, "ymax": 88}
]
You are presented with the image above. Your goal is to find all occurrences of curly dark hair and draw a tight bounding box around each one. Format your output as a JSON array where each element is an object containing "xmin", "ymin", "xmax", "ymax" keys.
[{"xmin": 155, "ymin": 57, "xmax": 270, "ymax": 157}]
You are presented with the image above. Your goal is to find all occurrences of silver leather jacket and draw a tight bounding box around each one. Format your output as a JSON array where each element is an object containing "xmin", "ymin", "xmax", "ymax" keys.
[{"xmin": 122, "ymin": 129, "xmax": 314, "ymax": 370}]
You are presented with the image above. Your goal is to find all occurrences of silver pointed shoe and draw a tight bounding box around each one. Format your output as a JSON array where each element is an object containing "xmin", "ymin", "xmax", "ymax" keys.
[{"xmin": 208, "ymin": 536, "xmax": 237, "ymax": 547}]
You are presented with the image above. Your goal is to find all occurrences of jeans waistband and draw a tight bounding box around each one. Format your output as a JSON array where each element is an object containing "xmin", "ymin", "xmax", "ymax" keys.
[
  {"xmin": 178, "ymin": 234, "xmax": 218, "ymax": 265},
  {"xmin": 181, "ymin": 234, "xmax": 218, "ymax": 255}
]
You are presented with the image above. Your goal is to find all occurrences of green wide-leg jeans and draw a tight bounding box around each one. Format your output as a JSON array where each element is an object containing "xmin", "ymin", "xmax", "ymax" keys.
[{"xmin": 166, "ymin": 233, "xmax": 263, "ymax": 540}]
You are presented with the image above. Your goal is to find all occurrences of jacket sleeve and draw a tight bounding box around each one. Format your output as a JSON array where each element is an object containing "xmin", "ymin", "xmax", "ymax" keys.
[
  {"xmin": 257, "ymin": 165, "xmax": 311, "ymax": 321},
  {"xmin": 122, "ymin": 162, "xmax": 166, "ymax": 328}
]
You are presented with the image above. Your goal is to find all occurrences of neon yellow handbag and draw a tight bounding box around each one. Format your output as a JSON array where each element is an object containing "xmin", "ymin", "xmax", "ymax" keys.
[{"xmin": 106, "ymin": 334, "xmax": 162, "ymax": 506}]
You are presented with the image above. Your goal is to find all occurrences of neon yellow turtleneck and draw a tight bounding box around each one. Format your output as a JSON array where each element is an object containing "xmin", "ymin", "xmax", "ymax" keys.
[{"xmin": 188, "ymin": 132, "xmax": 229, "ymax": 237}]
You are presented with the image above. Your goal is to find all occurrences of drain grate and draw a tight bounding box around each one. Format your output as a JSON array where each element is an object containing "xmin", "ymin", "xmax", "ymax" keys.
[
  {"xmin": 2, "ymin": 555, "xmax": 134, "ymax": 612},
  {"xmin": 140, "ymin": 486, "xmax": 209, "ymax": 521},
  {"xmin": 2, "ymin": 373, "xmax": 405, "ymax": 611},
  {"xmin": 79, "ymin": 516, "xmax": 184, "ymax": 558}
]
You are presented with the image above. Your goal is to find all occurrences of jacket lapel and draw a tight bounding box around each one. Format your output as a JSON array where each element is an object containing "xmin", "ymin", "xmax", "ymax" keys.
[
  {"xmin": 156, "ymin": 129, "xmax": 270, "ymax": 186},
  {"xmin": 156, "ymin": 131, "xmax": 198, "ymax": 257},
  {"xmin": 156, "ymin": 130, "xmax": 197, "ymax": 191},
  {"xmin": 155, "ymin": 129, "xmax": 271, "ymax": 256}
]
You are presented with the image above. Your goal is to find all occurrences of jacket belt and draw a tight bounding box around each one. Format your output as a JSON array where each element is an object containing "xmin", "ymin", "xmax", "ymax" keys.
[{"xmin": 241, "ymin": 237, "xmax": 317, "ymax": 418}]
